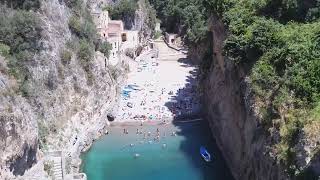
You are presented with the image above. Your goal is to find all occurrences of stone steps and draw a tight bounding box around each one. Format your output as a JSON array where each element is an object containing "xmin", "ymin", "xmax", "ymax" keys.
[{"xmin": 52, "ymin": 157, "xmax": 63, "ymax": 180}]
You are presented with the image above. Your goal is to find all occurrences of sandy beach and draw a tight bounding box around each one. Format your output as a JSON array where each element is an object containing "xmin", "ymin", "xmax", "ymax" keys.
[{"xmin": 114, "ymin": 40, "xmax": 200, "ymax": 125}]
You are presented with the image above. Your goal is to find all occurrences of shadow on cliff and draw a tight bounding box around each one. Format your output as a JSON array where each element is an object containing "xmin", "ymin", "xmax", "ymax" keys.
[{"xmin": 164, "ymin": 57, "xmax": 234, "ymax": 180}]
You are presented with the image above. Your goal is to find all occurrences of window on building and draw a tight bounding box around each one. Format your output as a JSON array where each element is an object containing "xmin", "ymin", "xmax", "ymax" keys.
[{"xmin": 122, "ymin": 33, "xmax": 127, "ymax": 42}]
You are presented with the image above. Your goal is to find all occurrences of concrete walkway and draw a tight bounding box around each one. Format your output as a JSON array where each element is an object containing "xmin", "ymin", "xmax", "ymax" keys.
[{"xmin": 154, "ymin": 39, "xmax": 187, "ymax": 61}]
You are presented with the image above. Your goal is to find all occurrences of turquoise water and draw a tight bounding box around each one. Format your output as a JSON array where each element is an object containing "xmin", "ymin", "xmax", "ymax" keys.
[{"xmin": 81, "ymin": 121, "xmax": 234, "ymax": 180}]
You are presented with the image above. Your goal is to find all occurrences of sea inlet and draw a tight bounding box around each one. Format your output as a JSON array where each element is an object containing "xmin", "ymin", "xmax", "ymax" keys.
[
  {"xmin": 81, "ymin": 40, "xmax": 234, "ymax": 180},
  {"xmin": 81, "ymin": 121, "xmax": 234, "ymax": 180}
]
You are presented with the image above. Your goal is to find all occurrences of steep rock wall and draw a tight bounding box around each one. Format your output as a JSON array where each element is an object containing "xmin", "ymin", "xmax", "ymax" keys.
[
  {"xmin": 0, "ymin": 57, "xmax": 38, "ymax": 177},
  {"xmin": 201, "ymin": 16, "xmax": 289, "ymax": 180},
  {"xmin": 0, "ymin": 0, "xmax": 126, "ymax": 178}
]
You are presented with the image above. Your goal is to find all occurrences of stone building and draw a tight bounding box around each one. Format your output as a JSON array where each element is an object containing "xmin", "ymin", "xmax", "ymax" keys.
[{"xmin": 91, "ymin": 10, "xmax": 140, "ymax": 66}]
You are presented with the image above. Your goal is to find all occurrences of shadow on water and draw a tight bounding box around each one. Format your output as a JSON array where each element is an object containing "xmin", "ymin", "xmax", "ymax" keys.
[{"xmin": 164, "ymin": 57, "xmax": 234, "ymax": 180}]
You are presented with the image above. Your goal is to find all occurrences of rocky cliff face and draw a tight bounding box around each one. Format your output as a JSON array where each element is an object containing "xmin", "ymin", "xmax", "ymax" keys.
[
  {"xmin": 201, "ymin": 16, "xmax": 289, "ymax": 180},
  {"xmin": 201, "ymin": 14, "xmax": 320, "ymax": 180},
  {"xmin": 0, "ymin": 0, "xmax": 126, "ymax": 178},
  {"xmin": 0, "ymin": 56, "xmax": 38, "ymax": 176}
]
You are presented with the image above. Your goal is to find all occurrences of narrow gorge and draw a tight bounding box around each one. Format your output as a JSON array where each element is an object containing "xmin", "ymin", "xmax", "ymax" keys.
[{"xmin": 0, "ymin": 0, "xmax": 320, "ymax": 180}]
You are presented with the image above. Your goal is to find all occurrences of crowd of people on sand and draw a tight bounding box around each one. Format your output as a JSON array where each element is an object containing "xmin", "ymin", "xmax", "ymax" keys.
[
  {"xmin": 119, "ymin": 126, "xmax": 177, "ymax": 152},
  {"xmin": 121, "ymin": 127, "xmax": 177, "ymax": 139},
  {"xmin": 106, "ymin": 48, "xmax": 202, "ymax": 158},
  {"xmin": 115, "ymin": 54, "xmax": 201, "ymax": 123}
]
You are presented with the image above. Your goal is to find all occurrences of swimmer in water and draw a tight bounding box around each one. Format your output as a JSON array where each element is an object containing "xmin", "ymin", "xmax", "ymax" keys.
[
  {"xmin": 162, "ymin": 143, "xmax": 167, "ymax": 148},
  {"xmin": 134, "ymin": 153, "xmax": 140, "ymax": 158}
]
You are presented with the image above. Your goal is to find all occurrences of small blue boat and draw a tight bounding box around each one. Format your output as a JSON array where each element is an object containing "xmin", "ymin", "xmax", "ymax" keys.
[
  {"xmin": 123, "ymin": 87, "xmax": 133, "ymax": 92},
  {"xmin": 200, "ymin": 146, "xmax": 211, "ymax": 162}
]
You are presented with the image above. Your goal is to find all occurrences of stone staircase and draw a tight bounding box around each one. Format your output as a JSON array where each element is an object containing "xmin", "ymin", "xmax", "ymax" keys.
[
  {"xmin": 154, "ymin": 40, "xmax": 186, "ymax": 61},
  {"xmin": 52, "ymin": 156, "xmax": 63, "ymax": 180}
]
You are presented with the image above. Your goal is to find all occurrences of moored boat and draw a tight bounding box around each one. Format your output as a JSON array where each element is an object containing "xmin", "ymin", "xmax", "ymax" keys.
[{"xmin": 200, "ymin": 146, "xmax": 211, "ymax": 162}]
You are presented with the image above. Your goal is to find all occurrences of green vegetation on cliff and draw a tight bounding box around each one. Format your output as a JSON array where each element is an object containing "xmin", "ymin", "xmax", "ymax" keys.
[
  {"xmin": 150, "ymin": 0, "xmax": 320, "ymax": 178},
  {"xmin": 104, "ymin": 0, "xmax": 157, "ymax": 34},
  {"xmin": 0, "ymin": 3, "xmax": 42, "ymax": 96},
  {"xmin": 1, "ymin": 0, "xmax": 41, "ymax": 10},
  {"xmin": 66, "ymin": 0, "xmax": 113, "ymax": 84},
  {"xmin": 104, "ymin": 0, "xmax": 138, "ymax": 20},
  {"xmin": 217, "ymin": 4, "xmax": 320, "ymax": 177},
  {"xmin": 149, "ymin": 0, "xmax": 208, "ymax": 43}
]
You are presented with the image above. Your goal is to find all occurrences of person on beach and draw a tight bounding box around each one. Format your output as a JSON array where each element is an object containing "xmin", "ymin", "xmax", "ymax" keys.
[{"xmin": 136, "ymin": 129, "xmax": 139, "ymax": 134}]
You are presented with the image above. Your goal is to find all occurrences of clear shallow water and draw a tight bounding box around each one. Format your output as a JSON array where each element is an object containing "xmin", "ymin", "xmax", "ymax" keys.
[{"xmin": 81, "ymin": 121, "xmax": 234, "ymax": 180}]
